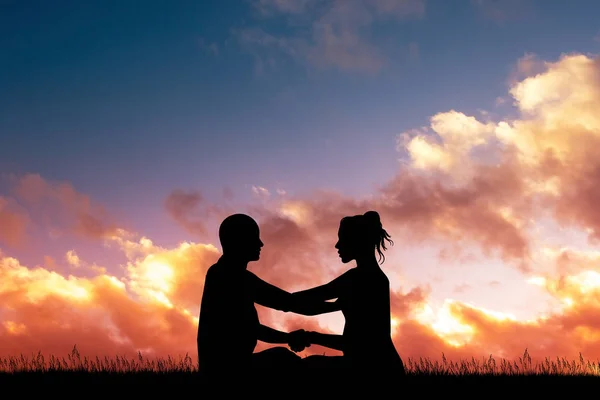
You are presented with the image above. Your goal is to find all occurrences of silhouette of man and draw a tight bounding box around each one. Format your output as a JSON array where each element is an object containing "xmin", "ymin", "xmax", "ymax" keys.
[{"xmin": 197, "ymin": 214, "xmax": 312, "ymax": 375}]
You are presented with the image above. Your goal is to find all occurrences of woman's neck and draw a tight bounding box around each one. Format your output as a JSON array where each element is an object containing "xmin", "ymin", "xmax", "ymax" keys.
[{"xmin": 355, "ymin": 254, "xmax": 379, "ymax": 269}]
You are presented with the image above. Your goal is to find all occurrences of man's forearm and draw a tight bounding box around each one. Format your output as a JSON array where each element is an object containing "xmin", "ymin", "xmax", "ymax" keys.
[{"xmin": 257, "ymin": 324, "xmax": 289, "ymax": 344}]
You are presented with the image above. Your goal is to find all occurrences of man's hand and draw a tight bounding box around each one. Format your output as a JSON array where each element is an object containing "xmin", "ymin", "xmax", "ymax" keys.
[{"xmin": 288, "ymin": 329, "xmax": 310, "ymax": 353}]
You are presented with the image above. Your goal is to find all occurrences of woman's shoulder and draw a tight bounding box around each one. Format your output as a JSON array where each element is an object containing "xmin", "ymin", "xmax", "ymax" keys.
[
  {"xmin": 340, "ymin": 267, "xmax": 388, "ymax": 283},
  {"xmin": 341, "ymin": 267, "xmax": 359, "ymax": 279},
  {"xmin": 334, "ymin": 268, "xmax": 358, "ymax": 287},
  {"xmin": 362, "ymin": 267, "xmax": 390, "ymax": 286}
]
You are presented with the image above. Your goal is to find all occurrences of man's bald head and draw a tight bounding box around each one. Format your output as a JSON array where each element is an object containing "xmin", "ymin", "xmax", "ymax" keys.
[{"xmin": 219, "ymin": 214, "xmax": 263, "ymax": 262}]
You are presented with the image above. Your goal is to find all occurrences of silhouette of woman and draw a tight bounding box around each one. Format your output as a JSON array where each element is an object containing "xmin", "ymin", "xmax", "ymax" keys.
[{"xmin": 290, "ymin": 211, "xmax": 405, "ymax": 374}]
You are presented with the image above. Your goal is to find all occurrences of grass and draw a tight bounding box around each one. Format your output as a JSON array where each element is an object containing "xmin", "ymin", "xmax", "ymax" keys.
[
  {"xmin": 0, "ymin": 347, "xmax": 599, "ymax": 390},
  {"xmin": 1, "ymin": 346, "xmax": 599, "ymax": 375}
]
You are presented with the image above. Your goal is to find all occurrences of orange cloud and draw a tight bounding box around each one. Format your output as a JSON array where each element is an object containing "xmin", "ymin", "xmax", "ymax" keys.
[
  {"xmin": 164, "ymin": 189, "xmax": 233, "ymax": 238},
  {"xmin": 0, "ymin": 196, "xmax": 28, "ymax": 248},
  {"xmin": 0, "ymin": 237, "xmax": 219, "ymax": 359},
  {"xmin": 2, "ymin": 231, "xmax": 600, "ymax": 365},
  {"xmin": 7, "ymin": 173, "xmax": 124, "ymax": 240}
]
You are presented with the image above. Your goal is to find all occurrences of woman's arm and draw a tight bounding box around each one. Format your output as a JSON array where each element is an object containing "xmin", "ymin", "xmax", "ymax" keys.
[
  {"xmin": 287, "ymin": 270, "xmax": 351, "ymax": 315},
  {"xmin": 292, "ymin": 274, "xmax": 345, "ymax": 302},
  {"xmin": 306, "ymin": 331, "xmax": 345, "ymax": 352},
  {"xmin": 247, "ymin": 271, "xmax": 343, "ymax": 316},
  {"xmin": 285, "ymin": 271, "xmax": 351, "ymax": 316}
]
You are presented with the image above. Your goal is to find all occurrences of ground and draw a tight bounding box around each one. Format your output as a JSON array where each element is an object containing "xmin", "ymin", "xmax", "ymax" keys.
[{"xmin": 1, "ymin": 371, "xmax": 598, "ymax": 394}]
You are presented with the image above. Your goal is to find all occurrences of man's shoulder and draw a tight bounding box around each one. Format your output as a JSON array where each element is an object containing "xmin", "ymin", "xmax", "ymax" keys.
[
  {"xmin": 205, "ymin": 262, "xmax": 219, "ymax": 276},
  {"xmin": 205, "ymin": 261, "xmax": 255, "ymax": 285},
  {"xmin": 243, "ymin": 270, "xmax": 262, "ymax": 285},
  {"xmin": 205, "ymin": 261, "xmax": 227, "ymax": 283},
  {"xmin": 244, "ymin": 269, "xmax": 258, "ymax": 278}
]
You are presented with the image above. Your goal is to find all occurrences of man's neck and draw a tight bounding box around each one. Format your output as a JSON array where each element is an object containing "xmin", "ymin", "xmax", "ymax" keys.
[{"xmin": 220, "ymin": 254, "xmax": 249, "ymax": 270}]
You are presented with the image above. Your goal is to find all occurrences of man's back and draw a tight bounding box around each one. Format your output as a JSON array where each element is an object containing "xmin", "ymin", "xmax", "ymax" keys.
[{"xmin": 197, "ymin": 257, "xmax": 259, "ymax": 371}]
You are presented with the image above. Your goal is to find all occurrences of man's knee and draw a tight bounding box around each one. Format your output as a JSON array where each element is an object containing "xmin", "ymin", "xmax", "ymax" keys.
[
  {"xmin": 253, "ymin": 347, "xmax": 301, "ymax": 367},
  {"xmin": 267, "ymin": 347, "xmax": 301, "ymax": 363}
]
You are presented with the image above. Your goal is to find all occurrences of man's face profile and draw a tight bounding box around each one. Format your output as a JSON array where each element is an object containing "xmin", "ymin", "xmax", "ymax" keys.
[{"xmin": 239, "ymin": 222, "xmax": 263, "ymax": 261}]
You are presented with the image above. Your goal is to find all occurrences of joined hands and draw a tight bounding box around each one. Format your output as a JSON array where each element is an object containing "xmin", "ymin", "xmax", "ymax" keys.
[{"xmin": 288, "ymin": 329, "xmax": 311, "ymax": 353}]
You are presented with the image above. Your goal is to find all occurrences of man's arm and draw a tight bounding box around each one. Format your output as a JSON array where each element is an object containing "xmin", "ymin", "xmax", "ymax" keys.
[
  {"xmin": 247, "ymin": 271, "xmax": 293, "ymax": 311},
  {"xmin": 257, "ymin": 324, "xmax": 290, "ymax": 344},
  {"xmin": 290, "ymin": 299, "xmax": 341, "ymax": 316},
  {"xmin": 249, "ymin": 272, "xmax": 343, "ymax": 316}
]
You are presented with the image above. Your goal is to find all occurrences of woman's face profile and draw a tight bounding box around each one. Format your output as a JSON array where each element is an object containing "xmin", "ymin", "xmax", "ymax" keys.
[{"xmin": 335, "ymin": 222, "xmax": 356, "ymax": 263}]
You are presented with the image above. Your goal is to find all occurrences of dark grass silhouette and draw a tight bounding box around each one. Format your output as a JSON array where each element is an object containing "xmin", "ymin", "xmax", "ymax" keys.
[{"xmin": 1, "ymin": 347, "xmax": 599, "ymax": 390}]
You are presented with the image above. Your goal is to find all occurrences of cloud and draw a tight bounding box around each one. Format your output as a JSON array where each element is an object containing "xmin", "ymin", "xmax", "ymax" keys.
[
  {"xmin": 251, "ymin": 52, "xmax": 600, "ymax": 360},
  {"xmin": 395, "ymin": 53, "xmax": 600, "ymax": 263},
  {"xmin": 4, "ymin": 234, "xmax": 600, "ymax": 363},
  {"xmin": 0, "ymin": 196, "xmax": 28, "ymax": 248},
  {"xmin": 471, "ymin": 0, "xmax": 535, "ymax": 23},
  {"xmin": 253, "ymin": 0, "xmax": 317, "ymax": 15},
  {"xmin": 65, "ymin": 250, "xmax": 81, "ymax": 267},
  {"xmin": 0, "ymin": 237, "xmax": 220, "ymax": 359},
  {"xmin": 445, "ymin": 270, "xmax": 600, "ymax": 360},
  {"xmin": 6, "ymin": 173, "xmax": 124, "ymax": 240},
  {"xmin": 164, "ymin": 189, "xmax": 232, "ymax": 239},
  {"xmin": 252, "ymin": 185, "xmax": 271, "ymax": 199},
  {"xmin": 240, "ymin": 0, "xmax": 425, "ymax": 74},
  {"xmin": 254, "ymin": 0, "xmax": 424, "ymax": 18},
  {"xmin": 535, "ymin": 246, "xmax": 600, "ymax": 282},
  {"xmin": 164, "ymin": 190, "xmax": 208, "ymax": 237},
  {"xmin": 396, "ymin": 110, "xmax": 498, "ymax": 175},
  {"xmin": 453, "ymin": 283, "xmax": 472, "ymax": 294},
  {"xmin": 5, "ymin": 52, "xmax": 600, "ymax": 367}
]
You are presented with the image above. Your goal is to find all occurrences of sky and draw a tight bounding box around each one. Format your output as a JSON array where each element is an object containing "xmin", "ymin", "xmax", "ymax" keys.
[{"xmin": 1, "ymin": 0, "xmax": 600, "ymax": 364}]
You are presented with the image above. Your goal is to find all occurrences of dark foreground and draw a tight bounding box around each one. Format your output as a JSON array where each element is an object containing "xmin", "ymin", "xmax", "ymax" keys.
[{"xmin": 1, "ymin": 371, "xmax": 598, "ymax": 393}]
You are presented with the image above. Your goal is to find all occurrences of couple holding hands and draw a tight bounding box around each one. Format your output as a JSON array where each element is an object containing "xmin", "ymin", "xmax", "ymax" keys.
[{"xmin": 197, "ymin": 211, "xmax": 405, "ymax": 375}]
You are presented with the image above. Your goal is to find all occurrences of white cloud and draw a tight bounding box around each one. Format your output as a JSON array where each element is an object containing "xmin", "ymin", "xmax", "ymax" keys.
[
  {"xmin": 252, "ymin": 185, "xmax": 271, "ymax": 199},
  {"xmin": 66, "ymin": 250, "xmax": 80, "ymax": 267}
]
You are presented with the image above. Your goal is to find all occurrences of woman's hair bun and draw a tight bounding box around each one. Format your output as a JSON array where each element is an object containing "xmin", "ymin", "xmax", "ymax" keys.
[
  {"xmin": 361, "ymin": 210, "xmax": 392, "ymax": 264},
  {"xmin": 363, "ymin": 210, "xmax": 381, "ymax": 226}
]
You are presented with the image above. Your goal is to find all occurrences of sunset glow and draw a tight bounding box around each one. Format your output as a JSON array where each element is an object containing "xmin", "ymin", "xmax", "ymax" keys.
[{"xmin": 2, "ymin": 0, "xmax": 600, "ymax": 368}]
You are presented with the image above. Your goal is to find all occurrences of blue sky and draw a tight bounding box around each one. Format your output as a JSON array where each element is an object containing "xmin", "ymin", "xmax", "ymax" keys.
[
  {"xmin": 1, "ymin": 0, "xmax": 600, "ymax": 279},
  {"xmin": 3, "ymin": 1, "xmax": 599, "ymax": 221}
]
